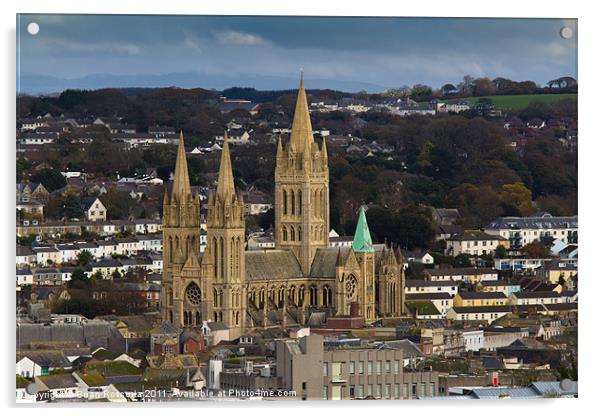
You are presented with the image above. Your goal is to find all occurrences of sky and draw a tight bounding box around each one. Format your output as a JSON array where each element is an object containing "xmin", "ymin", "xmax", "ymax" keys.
[{"xmin": 16, "ymin": 15, "xmax": 578, "ymax": 94}]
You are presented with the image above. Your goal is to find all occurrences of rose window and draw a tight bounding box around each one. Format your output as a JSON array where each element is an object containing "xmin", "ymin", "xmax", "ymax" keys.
[
  {"xmin": 345, "ymin": 275, "xmax": 357, "ymax": 300},
  {"xmin": 185, "ymin": 283, "xmax": 202, "ymax": 306}
]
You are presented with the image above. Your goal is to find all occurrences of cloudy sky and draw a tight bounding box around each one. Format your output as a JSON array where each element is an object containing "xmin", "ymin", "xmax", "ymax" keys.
[{"xmin": 17, "ymin": 14, "xmax": 577, "ymax": 93}]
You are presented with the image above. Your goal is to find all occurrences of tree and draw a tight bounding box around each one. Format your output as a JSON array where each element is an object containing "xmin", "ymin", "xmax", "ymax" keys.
[
  {"xmin": 77, "ymin": 250, "xmax": 93, "ymax": 267},
  {"xmin": 30, "ymin": 168, "xmax": 67, "ymax": 192},
  {"xmin": 17, "ymin": 157, "xmax": 30, "ymax": 181},
  {"xmin": 472, "ymin": 78, "xmax": 496, "ymax": 96},
  {"xmin": 58, "ymin": 194, "xmax": 83, "ymax": 220},
  {"xmin": 410, "ymin": 84, "xmax": 433, "ymax": 100},
  {"xmin": 453, "ymin": 253, "xmax": 472, "ymax": 267},
  {"xmin": 112, "ymin": 269, "xmax": 122, "ymax": 280},
  {"xmin": 522, "ymin": 241, "xmax": 549, "ymax": 258},
  {"xmin": 458, "ymin": 75, "xmax": 474, "ymax": 94},
  {"xmin": 500, "ymin": 182, "xmax": 535, "ymax": 216},
  {"xmin": 101, "ymin": 189, "xmax": 135, "ymax": 220},
  {"xmin": 67, "ymin": 268, "xmax": 89, "ymax": 289},
  {"xmin": 494, "ymin": 244, "xmax": 508, "ymax": 259},
  {"xmin": 257, "ymin": 208, "xmax": 275, "ymax": 231}
]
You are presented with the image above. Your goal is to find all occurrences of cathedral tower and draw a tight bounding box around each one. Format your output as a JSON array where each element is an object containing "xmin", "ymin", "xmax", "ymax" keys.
[
  {"xmin": 206, "ymin": 132, "xmax": 246, "ymax": 338},
  {"xmin": 161, "ymin": 132, "xmax": 208, "ymax": 327},
  {"xmin": 275, "ymin": 74, "xmax": 329, "ymax": 275}
]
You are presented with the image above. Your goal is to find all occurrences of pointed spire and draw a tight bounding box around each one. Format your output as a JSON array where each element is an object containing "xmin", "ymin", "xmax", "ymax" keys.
[
  {"xmin": 276, "ymin": 135, "xmax": 283, "ymax": 159},
  {"xmin": 352, "ymin": 206, "xmax": 374, "ymax": 253},
  {"xmin": 321, "ymin": 136, "xmax": 328, "ymax": 162},
  {"xmin": 172, "ymin": 131, "xmax": 191, "ymax": 200},
  {"xmin": 336, "ymin": 247, "xmax": 344, "ymax": 267},
  {"xmin": 290, "ymin": 73, "xmax": 314, "ymax": 154},
  {"xmin": 216, "ymin": 131, "xmax": 235, "ymax": 200}
]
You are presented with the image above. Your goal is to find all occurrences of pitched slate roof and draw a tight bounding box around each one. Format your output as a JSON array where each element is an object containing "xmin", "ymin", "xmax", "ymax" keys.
[
  {"xmin": 17, "ymin": 350, "xmax": 72, "ymax": 368},
  {"xmin": 457, "ymin": 291, "xmax": 507, "ymax": 299},
  {"xmin": 245, "ymin": 250, "xmax": 303, "ymax": 281},
  {"xmin": 310, "ymin": 247, "xmax": 348, "ymax": 277},
  {"xmin": 36, "ymin": 373, "xmax": 78, "ymax": 390},
  {"xmin": 485, "ymin": 214, "xmax": 577, "ymax": 230}
]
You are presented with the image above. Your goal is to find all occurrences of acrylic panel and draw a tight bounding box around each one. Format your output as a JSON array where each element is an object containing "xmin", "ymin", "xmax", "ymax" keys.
[{"xmin": 15, "ymin": 14, "xmax": 577, "ymax": 403}]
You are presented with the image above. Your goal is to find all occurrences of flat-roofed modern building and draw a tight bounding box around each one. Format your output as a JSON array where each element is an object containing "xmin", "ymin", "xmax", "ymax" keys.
[{"xmin": 276, "ymin": 334, "xmax": 439, "ymax": 400}]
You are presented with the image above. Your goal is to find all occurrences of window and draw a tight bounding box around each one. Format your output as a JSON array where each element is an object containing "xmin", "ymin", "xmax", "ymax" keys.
[
  {"xmin": 358, "ymin": 385, "xmax": 364, "ymax": 399},
  {"xmin": 323, "ymin": 362, "xmax": 328, "ymax": 376},
  {"xmin": 394, "ymin": 361, "xmax": 400, "ymax": 374},
  {"xmin": 302, "ymin": 382, "xmax": 307, "ymax": 390},
  {"xmin": 349, "ymin": 385, "xmax": 355, "ymax": 398},
  {"xmin": 375, "ymin": 361, "xmax": 382, "ymax": 374},
  {"xmin": 367, "ymin": 361, "xmax": 373, "ymax": 375},
  {"xmin": 349, "ymin": 361, "xmax": 355, "ymax": 374},
  {"xmin": 385, "ymin": 360, "xmax": 391, "ymax": 373},
  {"xmin": 367, "ymin": 385, "xmax": 373, "ymax": 397},
  {"xmin": 429, "ymin": 383, "xmax": 436, "ymax": 397},
  {"xmin": 420, "ymin": 383, "xmax": 426, "ymax": 397},
  {"xmin": 358, "ymin": 361, "xmax": 364, "ymax": 374},
  {"xmin": 394, "ymin": 384, "xmax": 400, "ymax": 399},
  {"xmin": 323, "ymin": 386, "xmax": 328, "ymax": 400},
  {"xmin": 411, "ymin": 383, "xmax": 417, "ymax": 397},
  {"xmin": 375, "ymin": 385, "xmax": 381, "ymax": 399},
  {"xmin": 385, "ymin": 384, "xmax": 391, "ymax": 399}
]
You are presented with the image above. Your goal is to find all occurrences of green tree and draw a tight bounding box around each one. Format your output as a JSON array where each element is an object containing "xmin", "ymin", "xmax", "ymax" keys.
[
  {"xmin": 67, "ymin": 268, "xmax": 90, "ymax": 289},
  {"xmin": 453, "ymin": 253, "xmax": 472, "ymax": 267},
  {"xmin": 77, "ymin": 250, "xmax": 93, "ymax": 267},
  {"xmin": 494, "ymin": 244, "xmax": 508, "ymax": 259},
  {"xmin": 58, "ymin": 194, "xmax": 83, "ymax": 220},
  {"xmin": 523, "ymin": 241, "xmax": 549, "ymax": 258},
  {"xmin": 30, "ymin": 168, "xmax": 67, "ymax": 192},
  {"xmin": 101, "ymin": 189, "xmax": 135, "ymax": 220},
  {"xmin": 500, "ymin": 182, "xmax": 534, "ymax": 216}
]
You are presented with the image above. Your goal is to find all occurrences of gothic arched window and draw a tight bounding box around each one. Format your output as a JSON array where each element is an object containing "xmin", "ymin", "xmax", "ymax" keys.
[
  {"xmin": 283, "ymin": 189, "xmax": 288, "ymax": 215},
  {"xmin": 291, "ymin": 191, "xmax": 296, "ymax": 215},
  {"xmin": 220, "ymin": 238, "xmax": 225, "ymax": 279},
  {"xmin": 282, "ymin": 226, "xmax": 288, "ymax": 241},
  {"xmin": 309, "ymin": 285, "xmax": 318, "ymax": 306},
  {"xmin": 213, "ymin": 238, "xmax": 218, "ymax": 279}
]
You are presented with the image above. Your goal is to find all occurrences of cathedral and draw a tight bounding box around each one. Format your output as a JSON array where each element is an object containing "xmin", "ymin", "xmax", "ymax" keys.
[{"xmin": 161, "ymin": 76, "xmax": 406, "ymax": 338}]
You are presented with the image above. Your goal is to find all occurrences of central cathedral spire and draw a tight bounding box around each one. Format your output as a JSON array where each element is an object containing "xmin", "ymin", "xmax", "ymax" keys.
[{"xmin": 289, "ymin": 73, "xmax": 313, "ymax": 154}]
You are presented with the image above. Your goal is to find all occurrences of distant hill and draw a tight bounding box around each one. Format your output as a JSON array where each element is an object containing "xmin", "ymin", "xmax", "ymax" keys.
[
  {"xmin": 18, "ymin": 72, "xmax": 389, "ymax": 96},
  {"xmin": 452, "ymin": 93, "xmax": 577, "ymax": 110}
]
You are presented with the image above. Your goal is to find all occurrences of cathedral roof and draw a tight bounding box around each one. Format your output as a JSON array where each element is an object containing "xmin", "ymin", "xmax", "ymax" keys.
[
  {"xmin": 311, "ymin": 247, "xmax": 350, "ymax": 277},
  {"xmin": 352, "ymin": 206, "xmax": 375, "ymax": 253},
  {"xmin": 245, "ymin": 250, "xmax": 303, "ymax": 281}
]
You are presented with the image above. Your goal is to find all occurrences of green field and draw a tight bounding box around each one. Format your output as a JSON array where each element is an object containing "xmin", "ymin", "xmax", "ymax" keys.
[{"xmin": 447, "ymin": 93, "xmax": 577, "ymax": 110}]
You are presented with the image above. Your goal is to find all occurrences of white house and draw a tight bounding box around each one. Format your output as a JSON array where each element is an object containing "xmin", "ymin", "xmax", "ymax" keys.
[
  {"xmin": 462, "ymin": 329, "xmax": 484, "ymax": 352},
  {"xmin": 446, "ymin": 306, "xmax": 511, "ymax": 324},
  {"xmin": 82, "ymin": 197, "xmax": 107, "ymax": 222},
  {"xmin": 509, "ymin": 291, "xmax": 566, "ymax": 306},
  {"xmin": 446, "ymin": 231, "xmax": 508, "ymax": 256},
  {"xmin": 484, "ymin": 213, "xmax": 578, "ymax": 249},
  {"xmin": 405, "ymin": 279, "xmax": 459, "ymax": 296}
]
